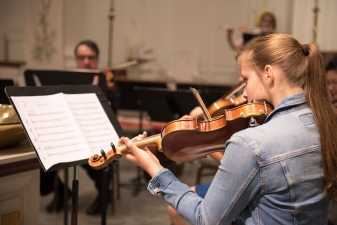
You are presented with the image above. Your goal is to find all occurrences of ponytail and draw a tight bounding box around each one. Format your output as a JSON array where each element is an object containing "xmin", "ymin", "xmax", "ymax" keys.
[{"xmin": 304, "ymin": 44, "xmax": 337, "ymax": 199}]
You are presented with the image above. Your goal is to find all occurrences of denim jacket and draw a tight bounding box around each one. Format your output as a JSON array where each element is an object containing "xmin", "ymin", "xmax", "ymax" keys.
[{"xmin": 148, "ymin": 93, "xmax": 328, "ymax": 225}]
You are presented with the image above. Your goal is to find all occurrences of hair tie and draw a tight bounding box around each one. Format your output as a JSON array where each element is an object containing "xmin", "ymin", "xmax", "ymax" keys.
[{"xmin": 302, "ymin": 44, "xmax": 309, "ymax": 56}]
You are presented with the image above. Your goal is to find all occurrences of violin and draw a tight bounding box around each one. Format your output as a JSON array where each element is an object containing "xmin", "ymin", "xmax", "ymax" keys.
[
  {"xmin": 208, "ymin": 82, "xmax": 247, "ymax": 116},
  {"xmin": 190, "ymin": 82, "xmax": 246, "ymax": 119},
  {"xmin": 103, "ymin": 60, "xmax": 140, "ymax": 89},
  {"xmin": 104, "ymin": 67, "xmax": 115, "ymax": 89},
  {"xmin": 88, "ymin": 99, "xmax": 272, "ymax": 169},
  {"xmin": 160, "ymin": 100, "xmax": 272, "ymax": 162}
]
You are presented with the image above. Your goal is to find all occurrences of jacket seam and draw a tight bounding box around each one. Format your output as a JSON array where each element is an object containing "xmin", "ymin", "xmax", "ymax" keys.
[{"xmin": 258, "ymin": 146, "xmax": 319, "ymax": 167}]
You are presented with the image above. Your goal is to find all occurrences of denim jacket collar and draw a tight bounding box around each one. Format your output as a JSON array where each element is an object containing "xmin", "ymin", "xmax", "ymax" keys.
[{"xmin": 265, "ymin": 92, "xmax": 307, "ymax": 122}]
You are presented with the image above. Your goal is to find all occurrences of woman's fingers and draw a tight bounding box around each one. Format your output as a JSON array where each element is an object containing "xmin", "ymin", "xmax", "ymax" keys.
[
  {"xmin": 189, "ymin": 106, "xmax": 203, "ymax": 119},
  {"xmin": 120, "ymin": 137, "xmax": 163, "ymax": 177},
  {"xmin": 120, "ymin": 137, "xmax": 147, "ymax": 159},
  {"xmin": 120, "ymin": 137, "xmax": 136, "ymax": 150},
  {"xmin": 180, "ymin": 115, "xmax": 194, "ymax": 120},
  {"xmin": 131, "ymin": 131, "xmax": 148, "ymax": 142}
]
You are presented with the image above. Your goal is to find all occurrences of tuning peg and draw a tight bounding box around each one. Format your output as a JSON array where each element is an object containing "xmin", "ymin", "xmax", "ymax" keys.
[
  {"xmin": 110, "ymin": 142, "xmax": 122, "ymax": 159},
  {"xmin": 100, "ymin": 149, "xmax": 107, "ymax": 160},
  {"xmin": 110, "ymin": 142, "xmax": 116, "ymax": 154}
]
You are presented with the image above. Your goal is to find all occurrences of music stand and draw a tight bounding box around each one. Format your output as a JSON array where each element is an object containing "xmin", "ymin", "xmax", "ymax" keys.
[
  {"xmin": 177, "ymin": 83, "xmax": 230, "ymax": 105},
  {"xmin": 135, "ymin": 85, "xmax": 228, "ymax": 122},
  {"xmin": 24, "ymin": 69, "xmax": 107, "ymax": 88},
  {"xmin": 135, "ymin": 87, "xmax": 178, "ymax": 122},
  {"xmin": 7, "ymin": 83, "xmax": 121, "ymax": 225},
  {"xmin": 24, "ymin": 70, "xmax": 115, "ymax": 224},
  {"xmin": 116, "ymin": 80, "xmax": 167, "ymax": 111},
  {"xmin": 136, "ymin": 87, "xmax": 208, "ymax": 121}
]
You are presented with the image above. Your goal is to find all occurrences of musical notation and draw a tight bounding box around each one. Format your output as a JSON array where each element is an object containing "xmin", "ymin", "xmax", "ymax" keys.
[{"xmin": 11, "ymin": 93, "xmax": 119, "ymax": 170}]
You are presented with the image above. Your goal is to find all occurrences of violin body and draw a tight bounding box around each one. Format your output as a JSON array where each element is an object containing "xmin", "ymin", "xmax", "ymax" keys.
[
  {"xmin": 161, "ymin": 117, "xmax": 227, "ymax": 162},
  {"xmin": 161, "ymin": 101, "xmax": 272, "ymax": 162}
]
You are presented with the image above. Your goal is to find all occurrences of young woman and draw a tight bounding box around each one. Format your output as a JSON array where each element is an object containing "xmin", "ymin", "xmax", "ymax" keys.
[{"xmin": 120, "ymin": 33, "xmax": 337, "ymax": 225}]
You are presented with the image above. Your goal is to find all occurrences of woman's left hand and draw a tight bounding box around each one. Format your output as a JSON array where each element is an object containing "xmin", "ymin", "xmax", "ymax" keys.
[{"xmin": 120, "ymin": 133, "xmax": 164, "ymax": 177}]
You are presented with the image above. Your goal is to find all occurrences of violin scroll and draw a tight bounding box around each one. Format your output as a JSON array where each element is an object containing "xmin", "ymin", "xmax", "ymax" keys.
[
  {"xmin": 88, "ymin": 134, "xmax": 162, "ymax": 170},
  {"xmin": 88, "ymin": 143, "xmax": 122, "ymax": 170}
]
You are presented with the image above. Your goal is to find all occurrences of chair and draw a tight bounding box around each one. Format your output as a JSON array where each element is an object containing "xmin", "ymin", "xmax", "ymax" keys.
[{"xmin": 329, "ymin": 199, "xmax": 337, "ymax": 225}]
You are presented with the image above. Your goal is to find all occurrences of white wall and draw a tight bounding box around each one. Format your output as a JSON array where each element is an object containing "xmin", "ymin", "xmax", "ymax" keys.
[
  {"xmin": 292, "ymin": 0, "xmax": 337, "ymax": 51},
  {"xmin": 63, "ymin": 0, "xmax": 110, "ymax": 68},
  {"xmin": 102, "ymin": 0, "xmax": 293, "ymax": 84},
  {"xmin": 0, "ymin": 0, "xmax": 64, "ymax": 68},
  {"xmin": 3, "ymin": 0, "xmax": 336, "ymax": 84},
  {"xmin": 24, "ymin": 0, "xmax": 64, "ymax": 68},
  {"xmin": 0, "ymin": 0, "xmax": 26, "ymax": 61}
]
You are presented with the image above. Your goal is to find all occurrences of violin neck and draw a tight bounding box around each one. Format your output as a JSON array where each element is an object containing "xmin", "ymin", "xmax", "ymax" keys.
[{"xmin": 115, "ymin": 134, "xmax": 162, "ymax": 154}]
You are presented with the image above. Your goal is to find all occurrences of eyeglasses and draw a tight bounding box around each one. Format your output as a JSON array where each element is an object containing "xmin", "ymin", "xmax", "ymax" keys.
[{"xmin": 76, "ymin": 55, "xmax": 97, "ymax": 61}]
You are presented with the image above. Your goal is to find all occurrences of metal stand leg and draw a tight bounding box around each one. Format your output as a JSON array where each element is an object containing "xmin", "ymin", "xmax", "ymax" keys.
[
  {"xmin": 71, "ymin": 166, "xmax": 79, "ymax": 225},
  {"xmin": 115, "ymin": 161, "xmax": 120, "ymax": 200},
  {"xmin": 100, "ymin": 167, "xmax": 109, "ymax": 225},
  {"xmin": 64, "ymin": 168, "xmax": 69, "ymax": 225},
  {"xmin": 110, "ymin": 164, "xmax": 115, "ymax": 213}
]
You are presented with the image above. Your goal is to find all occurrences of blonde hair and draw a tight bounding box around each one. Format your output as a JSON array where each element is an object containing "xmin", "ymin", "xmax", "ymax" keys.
[
  {"xmin": 256, "ymin": 11, "xmax": 277, "ymax": 30},
  {"xmin": 244, "ymin": 33, "xmax": 337, "ymax": 199}
]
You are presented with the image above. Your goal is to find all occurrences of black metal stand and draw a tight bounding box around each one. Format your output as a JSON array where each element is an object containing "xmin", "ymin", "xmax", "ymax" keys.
[
  {"xmin": 109, "ymin": 162, "xmax": 117, "ymax": 212},
  {"xmin": 6, "ymin": 85, "xmax": 123, "ymax": 225},
  {"xmin": 64, "ymin": 168, "xmax": 69, "ymax": 225},
  {"xmin": 115, "ymin": 161, "xmax": 120, "ymax": 200},
  {"xmin": 71, "ymin": 166, "xmax": 79, "ymax": 225},
  {"xmin": 62, "ymin": 165, "xmax": 116, "ymax": 225},
  {"xmin": 100, "ymin": 167, "xmax": 110, "ymax": 225}
]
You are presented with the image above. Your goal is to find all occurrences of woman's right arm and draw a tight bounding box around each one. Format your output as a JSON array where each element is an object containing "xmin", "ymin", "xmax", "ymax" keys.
[
  {"xmin": 226, "ymin": 28, "xmax": 243, "ymax": 52},
  {"xmin": 144, "ymin": 134, "xmax": 261, "ymax": 225}
]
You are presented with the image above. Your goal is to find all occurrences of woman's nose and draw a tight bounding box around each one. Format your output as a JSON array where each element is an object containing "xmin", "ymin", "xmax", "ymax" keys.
[{"xmin": 242, "ymin": 90, "xmax": 248, "ymax": 99}]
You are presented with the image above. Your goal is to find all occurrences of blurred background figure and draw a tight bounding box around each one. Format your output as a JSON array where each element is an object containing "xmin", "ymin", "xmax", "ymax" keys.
[
  {"xmin": 74, "ymin": 40, "xmax": 99, "ymax": 70},
  {"xmin": 41, "ymin": 40, "xmax": 114, "ymax": 215},
  {"xmin": 75, "ymin": 39, "xmax": 115, "ymax": 215},
  {"xmin": 325, "ymin": 55, "xmax": 337, "ymax": 113},
  {"xmin": 226, "ymin": 11, "xmax": 277, "ymax": 53}
]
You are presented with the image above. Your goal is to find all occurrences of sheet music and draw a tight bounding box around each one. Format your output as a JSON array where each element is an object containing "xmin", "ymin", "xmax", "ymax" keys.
[
  {"xmin": 64, "ymin": 93, "xmax": 119, "ymax": 154},
  {"xmin": 12, "ymin": 94, "xmax": 90, "ymax": 170}
]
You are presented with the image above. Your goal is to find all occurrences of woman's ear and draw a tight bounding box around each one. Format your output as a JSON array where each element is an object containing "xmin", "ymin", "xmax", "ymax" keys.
[{"xmin": 263, "ymin": 65, "xmax": 274, "ymax": 86}]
